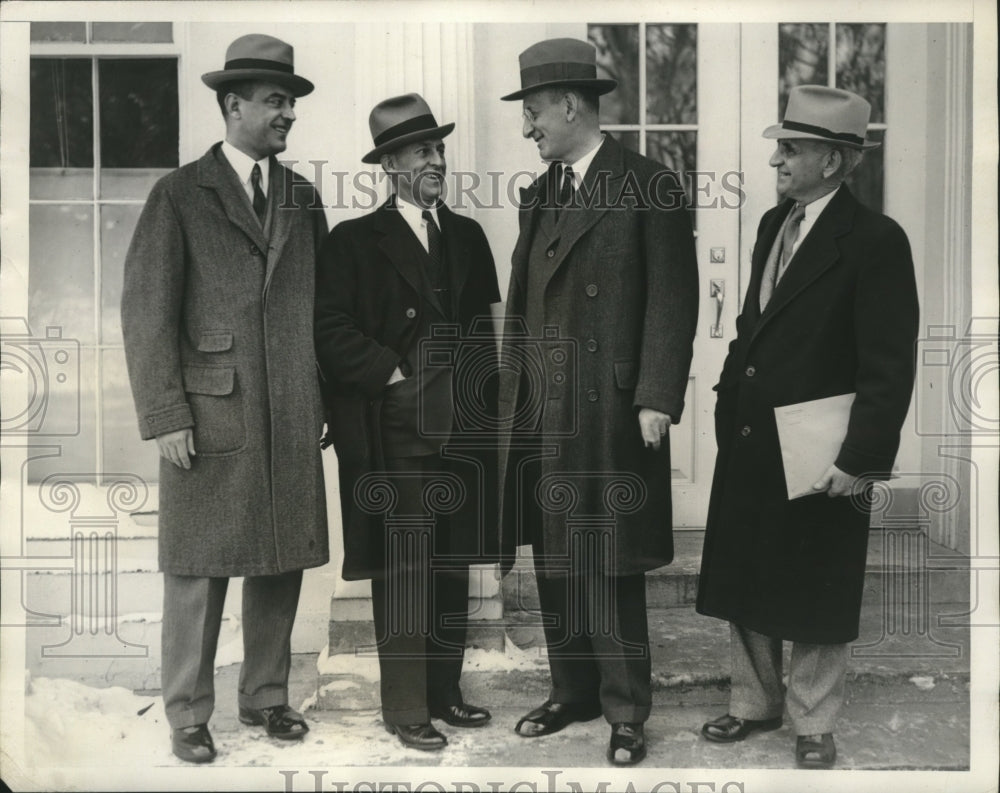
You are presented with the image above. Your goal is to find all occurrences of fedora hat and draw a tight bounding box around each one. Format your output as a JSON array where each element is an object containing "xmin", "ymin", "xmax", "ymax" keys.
[
  {"xmin": 763, "ymin": 85, "xmax": 880, "ymax": 149},
  {"xmin": 202, "ymin": 34, "xmax": 314, "ymax": 97},
  {"xmin": 362, "ymin": 93, "xmax": 455, "ymax": 164},
  {"xmin": 501, "ymin": 38, "xmax": 617, "ymax": 101}
]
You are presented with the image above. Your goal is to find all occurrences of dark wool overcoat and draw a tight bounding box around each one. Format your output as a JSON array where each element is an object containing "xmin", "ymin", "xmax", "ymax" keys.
[
  {"xmin": 696, "ymin": 185, "xmax": 919, "ymax": 644},
  {"xmin": 315, "ymin": 200, "xmax": 502, "ymax": 581},
  {"xmin": 121, "ymin": 143, "xmax": 330, "ymax": 577},
  {"xmin": 498, "ymin": 135, "xmax": 700, "ymax": 576}
]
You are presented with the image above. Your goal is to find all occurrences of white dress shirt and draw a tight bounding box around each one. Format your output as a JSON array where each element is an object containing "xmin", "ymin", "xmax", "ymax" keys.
[
  {"xmin": 221, "ymin": 140, "xmax": 269, "ymax": 203},
  {"xmin": 395, "ymin": 196, "xmax": 439, "ymax": 253},
  {"xmin": 789, "ymin": 185, "xmax": 840, "ymax": 259},
  {"xmin": 562, "ymin": 134, "xmax": 606, "ymax": 190}
]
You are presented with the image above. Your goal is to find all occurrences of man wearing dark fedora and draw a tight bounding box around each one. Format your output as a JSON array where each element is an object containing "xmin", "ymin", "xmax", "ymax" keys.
[
  {"xmin": 121, "ymin": 34, "xmax": 328, "ymax": 763},
  {"xmin": 315, "ymin": 93, "xmax": 502, "ymax": 751},
  {"xmin": 696, "ymin": 85, "xmax": 919, "ymax": 769},
  {"xmin": 497, "ymin": 38, "xmax": 699, "ymax": 765}
]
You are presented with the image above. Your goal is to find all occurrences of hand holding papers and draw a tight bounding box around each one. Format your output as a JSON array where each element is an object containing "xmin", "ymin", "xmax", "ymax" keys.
[{"xmin": 774, "ymin": 393, "xmax": 856, "ymax": 500}]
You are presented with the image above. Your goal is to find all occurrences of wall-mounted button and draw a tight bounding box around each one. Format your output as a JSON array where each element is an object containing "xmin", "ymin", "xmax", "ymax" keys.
[
  {"xmin": 740, "ymin": 425, "xmax": 751, "ymax": 437},
  {"xmin": 405, "ymin": 307, "xmax": 416, "ymax": 319},
  {"xmin": 710, "ymin": 247, "xmax": 726, "ymax": 263},
  {"xmin": 745, "ymin": 366, "xmax": 756, "ymax": 377},
  {"xmin": 587, "ymin": 388, "xmax": 600, "ymax": 402},
  {"xmin": 586, "ymin": 339, "xmax": 599, "ymax": 353},
  {"xmin": 585, "ymin": 284, "xmax": 598, "ymax": 298}
]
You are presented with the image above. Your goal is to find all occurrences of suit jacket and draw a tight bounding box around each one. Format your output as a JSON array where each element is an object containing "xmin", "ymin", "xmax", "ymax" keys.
[
  {"xmin": 121, "ymin": 143, "xmax": 330, "ymax": 577},
  {"xmin": 315, "ymin": 198, "xmax": 502, "ymax": 580},
  {"xmin": 497, "ymin": 135, "xmax": 700, "ymax": 576},
  {"xmin": 696, "ymin": 184, "xmax": 920, "ymax": 643}
]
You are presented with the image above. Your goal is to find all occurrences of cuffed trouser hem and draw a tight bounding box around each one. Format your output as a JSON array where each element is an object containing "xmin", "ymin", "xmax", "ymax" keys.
[
  {"xmin": 383, "ymin": 708, "xmax": 430, "ymax": 726},
  {"xmin": 603, "ymin": 706, "xmax": 651, "ymax": 725},
  {"xmin": 237, "ymin": 686, "xmax": 289, "ymax": 711},
  {"xmin": 165, "ymin": 699, "xmax": 215, "ymax": 730}
]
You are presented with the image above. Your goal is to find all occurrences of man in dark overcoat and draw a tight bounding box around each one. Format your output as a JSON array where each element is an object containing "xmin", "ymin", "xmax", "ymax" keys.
[
  {"xmin": 314, "ymin": 94, "xmax": 502, "ymax": 752},
  {"xmin": 121, "ymin": 35, "xmax": 329, "ymax": 763},
  {"xmin": 696, "ymin": 86, "xmax": 920, "ymax": 769},
  {"xmin": 497, "ymin": 38, "xmax": 699, "ymax": 765}
]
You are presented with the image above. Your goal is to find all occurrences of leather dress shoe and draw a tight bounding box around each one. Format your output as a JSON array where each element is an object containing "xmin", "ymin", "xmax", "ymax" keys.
[
  {"xmin": 607, "ymin": 722, "xmax": 646, "ymax": 766},
  {"xmin": 384, "ymin": 722, "xmax": 448, "ymax": 751},
  {"xmin": 796, "ymin": 733, "xmax": 836, "ymax": 769},
  {"xmin": 701, "ymin": 713, "xmax": 783, "ymax": 743},
  {"xmin": 171, "ymin": 723, "xmax": 216, "ymax": 763},
  {"xmin": 238, "ymin": 704, "xmax": 308, "ymax": 740},
  {"xmin": 515, "ymin": 700, "xmax": 602, "ymax": 738},
  {"xmin": 430, "ymin": 702, "xmax": 492, "ymax": 727}
]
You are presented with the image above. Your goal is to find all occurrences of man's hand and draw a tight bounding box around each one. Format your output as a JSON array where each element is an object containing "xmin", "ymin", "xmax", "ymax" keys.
[
  {"xmin": 638, "ymin": 408, "xmax": 672, "ymax": 451},
  {"xmin": 812, "ymin": 464, "xmax": 858, "ymax": 497},
  {"xmin": 156, "ymin": 428, "xmax": 196, "ymax": 470},
  {"xmin": 387, "ymin": 366, "xmax": 406, "ymax": 385}
]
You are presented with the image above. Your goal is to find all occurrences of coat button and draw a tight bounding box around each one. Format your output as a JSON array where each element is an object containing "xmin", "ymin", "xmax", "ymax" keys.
[
  {"xmin": 585, "ymin": 284, "xmax": 599, "ymax": 297},
  {"xmin": 405, "ymin": 307, "xmax": 416, "ymax": 319},
  {"xmin": 745, "ymin": 366, "xmax": 756, "ymax": 377},
  {"xmin": 741, "ymin": 425, "xmax": 751, "ymax": 437},
  {"xmin": 250, "ymin": 244, "xmax": 261, "ymax": 256},
  {"xmin": 586, "ymin": 339, "xmax": 599, "ymax": 352},
  {"xmin": 546, "ymin": 249, "xmax": 555, "ymax": 259},
  {"xmin": 587, "ymin": 388, "xmax": 600, "ymax": 402}
]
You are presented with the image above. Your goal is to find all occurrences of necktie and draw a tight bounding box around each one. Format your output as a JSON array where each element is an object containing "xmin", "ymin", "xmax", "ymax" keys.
[
  {"xmin": 759, "ymin": 203, "xmax": 805, "ymax": 311},
  {"xmin": 558, "ymin": 164, "xmax": 575, "ymax": 208},
  {"xmin": 250, "ymin": 163, "xmax": 267, "ymax": 223},
  {"xmin": 422, "ymin": 210, "xmax": 448, "ymax": 307}
]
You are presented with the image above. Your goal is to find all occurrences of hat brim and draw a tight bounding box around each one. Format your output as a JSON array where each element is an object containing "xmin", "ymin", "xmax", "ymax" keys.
[
  {"xmin": 500, "ymin": 78, "xmax": 617, "ymax": 102},
  {"xmin": 202, "ymin": 69, "xmax": 314, "ymax": 98},
  {"xmin": 762, "ymin": 123, "xmax": 880, "ymax": 150},
  {"xmin": 361, "ymin": 122, "xmax": 456, "ymax": 164}
]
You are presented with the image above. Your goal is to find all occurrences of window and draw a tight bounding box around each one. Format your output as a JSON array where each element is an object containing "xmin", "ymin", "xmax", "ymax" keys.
[
  {"xmin": 28, "ymin": 23, "xmax": 178, "ymax": 484},
  {"xmin": 588, "ymin": 23, "xmax": 698, "ymax": 218},
  {"xmin": 778, "ymin": 23, "xmax": 886, "ymax": 211}
]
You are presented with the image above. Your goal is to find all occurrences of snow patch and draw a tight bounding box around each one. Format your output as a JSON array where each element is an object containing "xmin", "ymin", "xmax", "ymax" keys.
[{"xmin": 909, "ymin": 675, "xmax": 936, "ymax": 690}]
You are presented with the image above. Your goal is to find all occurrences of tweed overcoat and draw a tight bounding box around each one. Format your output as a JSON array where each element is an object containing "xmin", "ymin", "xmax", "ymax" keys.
[
  {"xmin": 314, "ymin": 200, "xmax": 502, "ymax": 580},
  {"xmin": 498, "ymin": 135, "xmax": 699, "ymax": 576},
  {"xmin": 121, "ymin": 143, "xmax": 330, "ymax": 577},
  {"xmin": 696, "ymin": 185, "xmax": 919, "ymax": 644}
]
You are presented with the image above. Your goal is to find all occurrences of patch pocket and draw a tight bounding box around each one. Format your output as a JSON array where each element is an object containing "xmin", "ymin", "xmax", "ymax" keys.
[
  {"xmin": 613, "ymin": 359, "xmax": 638, "ymax": 390},
  {"xmin": 196, "ymin": 331, "xmax": 234, "ymax": 353},
  {"xmin": 182, "ymin": 364, "xmax": 245, "ymax": 455}
]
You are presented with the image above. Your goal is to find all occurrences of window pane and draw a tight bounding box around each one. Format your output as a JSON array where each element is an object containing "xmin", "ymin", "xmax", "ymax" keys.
[
  {"xmin": 845, "ymin": 130, "xmax": 884, "ymax": 212},
  {"xmin": 646, "ymin": 24, "xmax": 697, "ymax": 124},
  {"xmin": 99, "ymin": 59, "xmax": 179, "ymax": 176},
  {"xmin": 91, "ymin": 22, "xmax": 172, "ymax": 43},
  {"xmin": 101, "ymin": 348, "xmax": 159, "ymax": 483},
  {"xmin": 100, "ymin": 205, "xmax": 143, "ymax": 344},
  {"xmin": 29, "ymin": 168, "xmax": 93, "ymax": 200},
  {"xmin": 29, "ymin": 205, "xmax": 96, "ymax": 345},
  {"xmin": 30, "ymin": 59, "xmax": 94, "ymax": 169},
  {"xmin": 836, "ymin": 23, "xmax": 886, "ymax": 123},
  {"xmin": 778, "ymin": 23, "xmax": 829, "ymax": 119},
  {"xmin": 605, "ymin": 130, "xmax": 640, "ymax": 153},
  {"xmin": 646, "ymin": 130, "xmax": 697, "ymax": 225},
  {"xmin": 589, "ymin": 24, "xmax": 639, "ymax": 125},
  {"xmin": 30, "ymin": 22, "xmax": 86, "ymax": 42}
]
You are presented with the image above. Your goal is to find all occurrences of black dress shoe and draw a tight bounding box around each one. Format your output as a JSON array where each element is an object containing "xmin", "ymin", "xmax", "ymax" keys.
[
  {"xmin": 384, "ymin": 722, "xmax": 448, "ymax": 751},
  {"xmin": 796, "ymin": 733, "xmax": 836, "ymax": 769},
  {"xmin": 171, "ymin": 724, "xmax": 216, "ymax": 763},
  {"xmin": 430, "ymin": 702, "xmax": 492, "ymax": 727},
  {"xmin": 238, "ymin": 704, "xmax": 308, "ymax": 740},
  {"xmin": 515, "ymin": 700, "xmax": 602, "ymax": 738},
  {"xmin": 701, "ymin": 713, "xmax": 783, "ymax": 743},
  {"xmin": 607, "ymin": 722, "xmax": 646, "ymax": 765}
]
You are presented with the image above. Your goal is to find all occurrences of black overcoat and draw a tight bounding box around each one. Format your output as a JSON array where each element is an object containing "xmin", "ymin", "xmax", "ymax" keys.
[
  {"xmin": 315, "ymin": 200, "xmax": 502, "ymax": 580},
  {"xmin": 497, "ymin": 136, "xmax": 700, "ymax": 576},
  {"xmin": 696, "ymin": 185, "xmax": 919, "ymax": 644}
]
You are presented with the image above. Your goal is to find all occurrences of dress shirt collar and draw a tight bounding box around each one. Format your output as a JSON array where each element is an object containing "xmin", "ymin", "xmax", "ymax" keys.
[
  {"xmin": 394, "ymin": 195, "xmax": 439, "ymax": 252},
  {"xmin": 221, "ymin": 140, "xmax": 269, "ymax": 197},
  {"xmin": 790, "ymin": 184, "xmax": 839, "ymax": 257},
  {"xmin": 562, "ymin": 134, "xmax": 606, "ymax": 189}
]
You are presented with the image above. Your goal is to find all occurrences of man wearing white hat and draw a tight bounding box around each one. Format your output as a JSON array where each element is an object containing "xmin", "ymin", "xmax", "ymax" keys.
[
  {"xmin": 122, "ymin": 34, "xmax": 328, "ymax": 762},
  {"xmin": 696, "ymin": 85, "xmax": 919, "ymax": 769},
  {"xmin": 315, "ymin": 93, "xmax": 502, "ymax": 752}
]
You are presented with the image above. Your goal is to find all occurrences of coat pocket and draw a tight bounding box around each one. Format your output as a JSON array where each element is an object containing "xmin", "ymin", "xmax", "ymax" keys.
[
  {"xmin": 182, "ymin": 364, "xmax": 246, "ymax": 456},
  {"xmin": 196, "ymin": 331, "xmax": 234, "ymax": 353},
  {"xmin": 613, "ymin": 359, "xmax": 639, "ymax": 390}
]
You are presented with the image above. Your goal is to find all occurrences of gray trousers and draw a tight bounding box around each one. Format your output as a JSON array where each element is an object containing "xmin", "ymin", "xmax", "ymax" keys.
[
  {"xmin": 728, "ymin": 623, "xmax": 848, "ymax": 735},
  {"xmin": 161, "ymin": 571, "xmax": 302, "ymax": 729}
]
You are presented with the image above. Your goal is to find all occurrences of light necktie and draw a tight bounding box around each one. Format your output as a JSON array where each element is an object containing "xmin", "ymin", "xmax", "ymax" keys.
[
  {"xmin": 250, "ymin": 163, "xmax": 267, "ymax": 223},
  {"xmin": 759, "ymin": 202, "xmax": 805, "ymax": 311}
]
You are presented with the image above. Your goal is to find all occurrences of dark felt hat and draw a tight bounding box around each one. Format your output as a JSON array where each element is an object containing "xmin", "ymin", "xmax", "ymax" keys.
[
  {"xmin": 362, "ymin": 93, "xmax": 455, "ymax": 164},
  {"xmin": 202, "ymin": 34, "xmax": 314, "ymax": 97},
  {"xmin": 501, "ymin": 37, "xmax": 617, "ymax": 102}
]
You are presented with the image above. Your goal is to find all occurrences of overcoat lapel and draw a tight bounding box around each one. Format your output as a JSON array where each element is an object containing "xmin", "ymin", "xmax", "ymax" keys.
[
  {"xmin": 751, "ymin": 185, "xmax": 857, "ymax": 342},
  {"xmin": 198, "ymin": 143, "xmax": 268, "ymax": 253},
  {"xmin": 264, "ymin": 159, "xmax": 293, "ymax": 297},
  {"xmin": 374, "ymin": 200, "xmax": 447, "ymax": 317},
  {"xmin": 437, "ymin": 204, "xmax": 470, "ymax": 318}
]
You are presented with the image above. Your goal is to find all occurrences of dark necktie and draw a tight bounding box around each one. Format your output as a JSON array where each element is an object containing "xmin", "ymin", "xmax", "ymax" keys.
[
  {"xmin": 251, "ymin": 163, "xmax": 267, "ymax": 223},
  {"xmin": 558, "ymin": 164, "xmax": 575, "ymax": 207},
  {"xmin": 422, "ymin": 210, "xmax": 449, "ymax": 306}
]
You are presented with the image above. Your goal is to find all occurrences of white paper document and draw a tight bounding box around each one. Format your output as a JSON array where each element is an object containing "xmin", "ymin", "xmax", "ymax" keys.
[{"xmin": 774, "ymin": 392, "xmax": 856, "ymax": 500}]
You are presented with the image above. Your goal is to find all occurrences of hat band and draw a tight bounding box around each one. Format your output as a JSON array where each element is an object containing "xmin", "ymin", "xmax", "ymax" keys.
[
  {"xmin": 224, "ymin": 57, "xmax": 294, "ymax": 74},
  {"xmin": 781, "ymin": 119, "xmax": 865, "ymax": 146},
  {"xmin": 520, "ymin": 61, "xmax": 598, "ymax": 89},
  {"xmin": 372, "ymin": 114, "xmax": 439, "ymax": 147}
]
